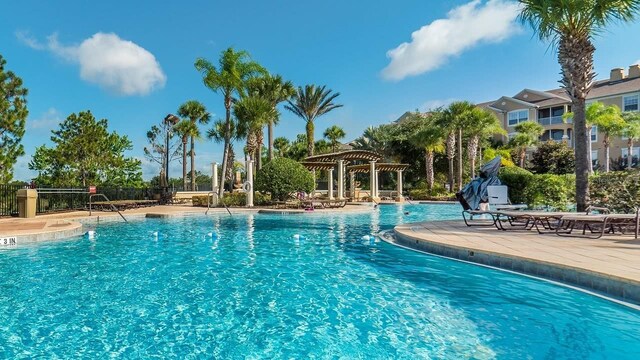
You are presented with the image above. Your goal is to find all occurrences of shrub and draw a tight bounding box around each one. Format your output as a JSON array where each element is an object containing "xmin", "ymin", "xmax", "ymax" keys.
[
  {"xmin": 530, "ymin": 141, "xmax": 575, "ymax": 174},
  {"xmin": 525, "ymin": 174, "xmax": 575, "ymax": 210},
  {"xmin": 498, "ymin": 166, "xmax": 534, "ymax": 204},
  {"xmin": 255, "ymin": 158, "xmax": 314, "ymax": 201},
  {"xmin": 591, "ymin": 170, "xmax": 640, "ymax": 213},
  {"xmin": 483, "ymin": 148, "xmax": 516, "ymax": 167},
  {"xmin": 192, "ymin": 195, "xmax": 210, "ymax": 207}
]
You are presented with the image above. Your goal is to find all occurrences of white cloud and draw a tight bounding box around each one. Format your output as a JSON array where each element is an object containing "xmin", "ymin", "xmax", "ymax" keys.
[
  {"xmin": 17, "ymin": 32, "xmax": 166, "ymax": 96},
  {"xmin": 382, "ymin": 0, "xmax": 522, "ymax": 81},
  {"xmin": 28, "ymin": 107, "xmax": 62, "ymax": 131}
]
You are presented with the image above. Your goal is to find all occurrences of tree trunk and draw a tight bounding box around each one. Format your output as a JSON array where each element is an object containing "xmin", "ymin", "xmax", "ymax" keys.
[
  {"xmin": 268, "ymin": 120, "xmax": 274, "ymax": 162},
  {"xmin": 467, "ymin": 135, "xmax": 479, "ymax": 178},
  {"xmin": 573, "ymin": 99, "xmax": 590, "ymax": 211},
  {"xmin": 190, "ymin": 136, "xmax": 195, "ymax": 191},
  {"xmin": 182, "ymin": 139, "xmax": 188, "ymax": 191},
  {"xmin": 256, "ymin": 127, "xmax": 264, "ymax": 170},
  {"xmin": 425, "ymin": 151, "xmax": 434, "ymax": 191},
  {"xmin": 219, "ymin": 96, "xmax": 232, "ymax": 198},
  {"xmin": 603, "ymin": 135, "xmax": 610, "ymax": 172},
  {"xmin": 446, "ymin": 132, "xmax": 456, "ymax": 192},
  {"xmin": 457, "ymin": 129, "xmax": 463, "ymax": 191},
  {"xmin": 587, "ymin": 128, "xmax": 593, "ymax": 173},
  {"xmin": 306, "ymin": 120, "xmax": 315, "ymax": 157},
  {"xmin": 520, "ymin": 148, "xmax": 526, "ymax": 168},
  {"xmin": 559, "ymin": 34, "xmax": 594, "ymax": 212},
  {"xmin": 628, "ymin": 139, "xmax": 634, "ymax": 170}
]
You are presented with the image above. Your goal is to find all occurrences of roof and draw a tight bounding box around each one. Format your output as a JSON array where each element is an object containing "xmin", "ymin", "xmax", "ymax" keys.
[
  {"xmin": 304, "ymin": 150, "xmax": 383, "ymax": 163},
  {"xmin": 301, "ymin": 162, "xmax": 340, "ymax": 171},
  {"xmin": 483, "ymin": 75, "xmax": 640, "ymax": 110},
  {"xmin": 347, "ymin": 163, "xmax": 410, "ymax": 173}
]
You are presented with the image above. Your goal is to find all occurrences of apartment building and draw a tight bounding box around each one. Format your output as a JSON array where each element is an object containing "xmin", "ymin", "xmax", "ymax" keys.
[{"xmin": 481, "ymin": 64, "xmax": 640, "ymax": 168}]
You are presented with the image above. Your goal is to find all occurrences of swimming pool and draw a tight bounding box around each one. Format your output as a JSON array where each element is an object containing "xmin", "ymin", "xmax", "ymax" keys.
[{"xmin": 1, "ymin": 204, "xmax": 639, "ymax": 358}]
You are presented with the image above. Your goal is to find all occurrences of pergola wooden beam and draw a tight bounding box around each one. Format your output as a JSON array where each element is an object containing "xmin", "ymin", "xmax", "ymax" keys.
[
  {"xmin": 304, "ymin": 150, "xmax": 382, "ymax": 163},
  {"xmin": 346, "ymin": 163, "xmax": 410, "ymax": 173}
]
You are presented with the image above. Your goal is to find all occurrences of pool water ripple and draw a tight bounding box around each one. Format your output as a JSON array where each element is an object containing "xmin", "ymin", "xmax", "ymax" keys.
[{"xmin": 0, "ymin": 204, "xmax": 639, "ymax": 359}]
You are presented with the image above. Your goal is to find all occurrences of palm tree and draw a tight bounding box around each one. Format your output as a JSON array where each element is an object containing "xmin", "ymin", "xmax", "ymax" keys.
[
  {"xmin": 273, "ymin": 136, "xmax": 290, "ymax": 157},
  {"xmin": 207, "ymin": 119, "xmax": 241, "ymax": 190},
  {"xmin": 195, "ymin": 47, "xmax": 266, "ymax": 198},
  {"xmin": 460, "ymin": 107, "xmax": 506, "ymax": 178},
  {"xmin": 285, "ymin": 85, "xmax": 343, "ymax": 157},
  {"xmin": 518, "ymin": 0, "xmax": 640, "ymax": 210},
  {"xmin": 623, "ymin": 111, "xmax": 640, "ymax": 170},
  {"xmin": 177, "ymin": 100, "xmax": 211, "ymax": 190},
  {"xmin": 410, "ymin": 116, "xmax": 445, "ymax": 191},
  {"xmin": 588, "ymin": 102, "xmax": 625, "ymax": 172},
  {"xmin": 510, "ymin": 121, "xmax": 545, "ymax": 168},
  {"xmin": 437, "ymin": 102, "xmax": 475, "ymax": 191},
  {"xmin": 173, "ymin": 119, "xmax": 198, "ymax": 190},
  {"xmin": 247, "ymin": 74, "xmax": 295, "ymax": 162},
  {"xmin": 323, "ymin": 125, "xmax": 346, "ymax": 152},
  {"xmin": 233, "ymin": 95, "xmax": 278, "ymax": 171}
]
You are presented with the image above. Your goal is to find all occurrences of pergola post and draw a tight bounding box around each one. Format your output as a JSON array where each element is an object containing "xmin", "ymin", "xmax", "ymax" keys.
[
  {"xmin": 337, "ymin": 159, "xmax": 345, "ymax": 200},
  {"xmin": 369, "ymin": 161, "xmax": 378, "ymax": 202},
  {"xmin": 246, "ymin": 156, "xmax": 254, "ymax": 207},
  {"xmin": 349, "ymin": 171, "xmax": 356, "ymax": 200},
  {"xmin": 327, "ymin": 168, "xmax": 334, "ymax": 200},
  {"xmin": 375, "ymin": 169, "xmax": 380, "ymax": 199},
  {"xmin": 396, "ymin": 170, "xmax": 404, "ymax": 202}
]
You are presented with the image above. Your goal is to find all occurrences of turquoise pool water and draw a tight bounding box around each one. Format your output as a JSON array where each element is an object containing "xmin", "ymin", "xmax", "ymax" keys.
[{"xmin": 1, "ymin": 204, "xmax": 639, "ymax": 358}]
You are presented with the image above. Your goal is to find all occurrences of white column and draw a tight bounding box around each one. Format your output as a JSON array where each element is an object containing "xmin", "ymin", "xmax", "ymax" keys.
[
  {"xmin": 369, "ymin": 161, "xmax": 377, "ymax": 201},
  {"xmin": 337, "ymin": 159, "xmax": 345, "ymax": 200},
  {"xmin": 327, "ymin": 169, "xmax": 334, "ymax": 200},
  {"xmin": 396, "ymin": 170, "xmax": 404, "ymax": 202},
  {"xmin": 349, "ymin": 172, "xmax": 355, "ymax": 200},
  {"xmin": 246, "ymin": 156, "xmax": 254, "ymax": 207},
  {"xmin": 376, "ymin": 169, "xmax": 380, "ymax": 198},
  {"xmin": 211, "ymin": 162, "xmax": 218, "ymax": 193}
]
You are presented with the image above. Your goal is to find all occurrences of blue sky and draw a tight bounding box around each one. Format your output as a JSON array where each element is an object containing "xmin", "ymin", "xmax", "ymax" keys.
[{"xmin": 2, "ymin": 0, "xmax": 639, "ymax": 181}]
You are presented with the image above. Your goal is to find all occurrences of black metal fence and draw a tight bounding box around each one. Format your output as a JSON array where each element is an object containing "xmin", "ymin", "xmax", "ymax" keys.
[
  {"xmin": 0, "ymin": 184, "xmax": 24, "ymax": 217},
  {"xmin": 0, "ymin": 184, "xmax": 213, "ymax": 216}
]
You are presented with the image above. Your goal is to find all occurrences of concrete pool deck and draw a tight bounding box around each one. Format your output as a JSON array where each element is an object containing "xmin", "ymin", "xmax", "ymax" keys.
[{"xmin": 393, "ymin": 220, "xmax": 640, "ymax": 305}]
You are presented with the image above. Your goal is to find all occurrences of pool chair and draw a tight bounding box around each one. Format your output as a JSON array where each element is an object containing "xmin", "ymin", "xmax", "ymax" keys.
[
  {"xmin": 486, "ymin": 185, "xmax": 527, "ymax": 211},
  {"xmin": 555, "ymin": 209, "xmax": 640, "ymax": 239}
]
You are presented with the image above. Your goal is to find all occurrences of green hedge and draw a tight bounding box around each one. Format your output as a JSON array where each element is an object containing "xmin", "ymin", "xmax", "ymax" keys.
[
  {"xmin": 498, "ymin": 167, "xmax": 534, "ymax": 205},
  {"xmin": 591, "ymin": 170, "xmax": 640, "ymax": 213},
  {"xmin": 498, "ymin": 167, "xmax": 575, "ymax": 210},
  {"xmin": 255, "ymin": 158, "xmax": 314, "ymax": 201}
]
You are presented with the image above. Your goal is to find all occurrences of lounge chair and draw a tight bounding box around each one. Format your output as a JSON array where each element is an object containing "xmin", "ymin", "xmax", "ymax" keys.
[
  {"xmin": 555, "ymin": 209, "xmax": 640, "ymax": 239},
  {"xmin": 487, "ymin": 185, "xmax": 528, "ymax": 211}
]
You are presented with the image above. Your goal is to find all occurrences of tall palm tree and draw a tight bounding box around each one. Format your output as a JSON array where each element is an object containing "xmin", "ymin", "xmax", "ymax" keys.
[
  {"xmin": 173, "ymin": 120, "xmax": 198, "ymax": 191},
  {"xmin": 410, "ymin": 116, "xmax": 445, "ymax": 191},
  {"xmin": 323, "ymin": 125, "xmax": 346, "ymax": 152},
  {"xmin": 247, "ymin": 74, "xmax": 295, "ymax": 162},
  {"xmin": 437, "ymin": 102, "xmax": 474, "ymax": 191},
  {"xmin": 588, "ymin": 102, "xmax": 625, "ymax": 172},
  {"xmin": 285, "ymin": 85, "xmax": 343, "ymax": 157},
  {"xmin": 510, "ymin": 121, "xmax": 545, "ymax": 168},
  {"xmin": 518, "ymin": 0, "xmax": 640, "ymax": 210},
  {"xmin": 233, "ymin": 95, "xmax": 278, "ymax": 172},
  {"xmin": 177, "ymin": 100, "xmax": 211, "ymax": 190},
  {"xmin": 207, "ymin": 119, "xmax": 241, "ymax": 191},
  {"xmin": 273, "ymin": 137, "xmax": 290, "ymax": 158},
  {"xmin": 195, "ymin": 47, "xmax": 266, "ymax": 197},
  {"xmin": 460, "ymin": 107, "xmax": 506, "ymax": 178},
  {"xmin": 623, "ymin": 111, "xmax": 640, "ymax": 170}
]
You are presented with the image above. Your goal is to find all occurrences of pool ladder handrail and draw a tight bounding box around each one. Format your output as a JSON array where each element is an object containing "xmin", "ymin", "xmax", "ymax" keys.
[
  {"xmin": 205, "ymin": 191, "xmax": 232, "ymax": 216},
  {"xmin": 88, "ymin": 193, "xmax": 128, "ymax": 222}
]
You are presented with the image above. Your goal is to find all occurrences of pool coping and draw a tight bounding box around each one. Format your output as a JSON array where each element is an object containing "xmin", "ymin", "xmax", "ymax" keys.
[{"xmin": 392, "ymin": 221, "xmax": 640, "ymax": 307}]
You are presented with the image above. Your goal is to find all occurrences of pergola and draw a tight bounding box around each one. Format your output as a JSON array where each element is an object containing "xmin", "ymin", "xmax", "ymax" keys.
[{"xmin": 302, "ymin": 150, "xmax": 409, "ymax": 202}]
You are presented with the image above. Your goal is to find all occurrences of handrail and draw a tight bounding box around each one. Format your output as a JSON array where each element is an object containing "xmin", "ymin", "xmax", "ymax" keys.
[
  {"xmin": 205, "ymin": 192, "xmax": 232, "ymax": 216},
  {"xmin": 89, "ymin": 194, "xmax": 128, "ymax": 222}
]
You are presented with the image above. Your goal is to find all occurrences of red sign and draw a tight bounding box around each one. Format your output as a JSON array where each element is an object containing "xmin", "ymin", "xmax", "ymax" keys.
[{"xmin": 88, "ymin": 186, "xmax": 97, "ymax": 194}]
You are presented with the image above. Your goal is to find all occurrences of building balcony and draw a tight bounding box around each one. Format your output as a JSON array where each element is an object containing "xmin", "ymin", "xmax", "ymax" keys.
[{"xmin": 538, "ymin": 115, "xmax": 571, "ymax": 126}]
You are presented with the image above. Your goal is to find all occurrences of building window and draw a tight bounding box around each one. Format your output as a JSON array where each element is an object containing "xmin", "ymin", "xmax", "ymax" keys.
[
  {"xmin": 624, "ymin": 95, "xmax": 639, "ymax": 112},
  {"xmin": 508, "ymin": 109, "xmax": 529, "ymax": 126},
  {"xmin": 591, "ymin": 126, "xmax": 597, "ymax": 142},
  {"xmin": 591, "ymin": 150, "xmax": 599, "ymax": 168},
  {"xmin": 550, "ymin": 129, "xmax": 564, "ymax": 141}
]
